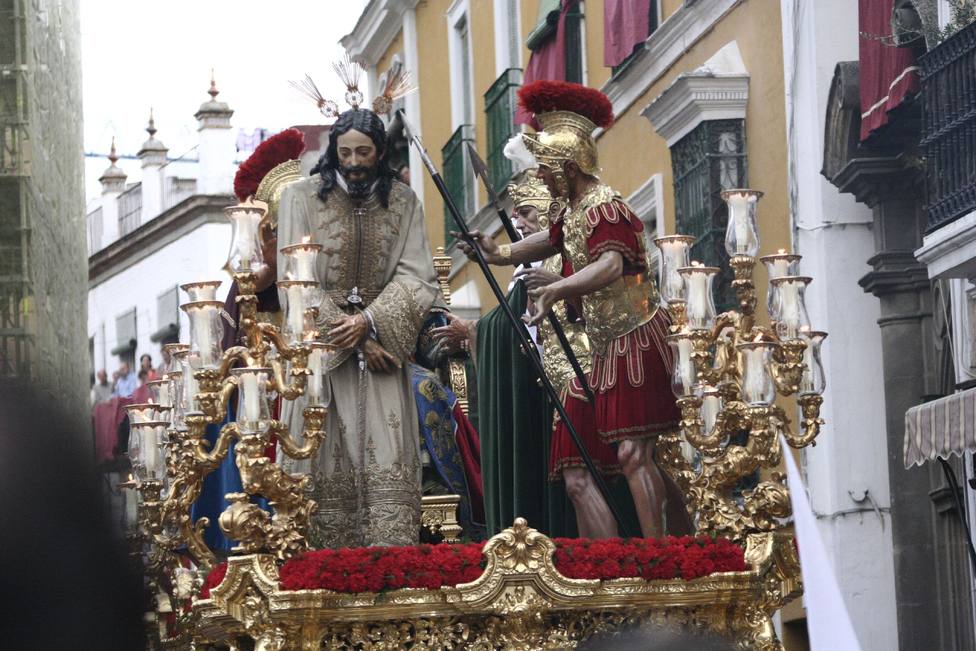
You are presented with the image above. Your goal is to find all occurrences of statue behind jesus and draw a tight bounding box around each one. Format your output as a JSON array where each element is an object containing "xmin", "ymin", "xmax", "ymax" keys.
[{"xmin": 277, "ymin": 109, "xmax": 439, "ymax": 547}]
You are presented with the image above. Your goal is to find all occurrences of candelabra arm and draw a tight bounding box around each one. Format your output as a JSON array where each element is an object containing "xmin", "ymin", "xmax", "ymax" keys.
[
  {"xmin": 771, "ymin": 339, "xmax": 806, "ymax": 396},
  {"xmin": 218, "ymin": 345, "xmax": 254, "ymax": 376},
  {"xmin": 188, "ymin": 417, "xmax": 240, "ymax": 470},
  {"xmin": 677, "ymin": 396, "xmax": 742, "ymax": 455},
  {"xmin": 270, "ymin": 355, "xmax": 309, "ymax": 401},
  {"xmin": 783, "ymin": 395, "xmax": 824, "ymax": 448},
  {"xmin": 272, "ymin": 407, "xmax": 328, "ymax": 461}
]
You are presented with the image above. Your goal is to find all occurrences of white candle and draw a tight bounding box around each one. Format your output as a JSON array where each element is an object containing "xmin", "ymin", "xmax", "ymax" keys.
[
  {"xmin": 242, "ymin": 372, "xmax": 261, "ymax": 422},
  {"xmin": 701, "ymin": 391, "xmax": 722, "ymax": 432},
  {"xmin": 780, "ymin": 281, "xmax": 799, "ymax": 331},
  {"xmin": 729, "ymin": 194, "xmax": 750, "ymax": 254},
  {"xmin": 655, "ymin": 237, "xmax": 692, "ymax": 302},
  {"xmin": 307, "ymin": 347, "xmax": 323, "ymax": 405},
  {"xmin": 675, "ymin": 337, "xmax": 695, "ymax": 397},
  {"xmin": 739, "ymin": 344, "xmax": 774, "ymax": 405},
  {"xmin": 293, "ymin": 248, "xmax": 317, "ymax": 282},
  {"xmin": 236, "ymin": 211, "xmax": 257, "ymax": 266},
  {"xmin": 159, "ymin": 381, "xmax": 171, "ymax": 408},
  {"xmin": 686, "ymin": 271, "xmax": 707, "ymax": 322},
  {"xmin": 286, "ymin": 284, "xmax": 306, "ymax": 343},
  {"xmin": 124, "ymin": 476, "xmax": 138, "ymax": 526},
  {"xmin": 141, "ymin": 426, "xmax": 160, "ymax": 478}
]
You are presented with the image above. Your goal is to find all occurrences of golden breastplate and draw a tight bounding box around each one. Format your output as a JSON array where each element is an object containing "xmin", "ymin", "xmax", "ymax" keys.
[
  {"xmin": 538, "ymin": 254, "xmax": 592, "ymax": 392},
  {"xmin": 560, "ymin": 185, "xmax": 659, "ymax": 353}
]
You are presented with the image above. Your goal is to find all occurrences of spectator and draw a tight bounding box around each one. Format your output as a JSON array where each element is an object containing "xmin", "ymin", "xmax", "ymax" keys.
[
  {"xmin": 156, "ymin": 346, "xmax": 171, "ymax": 377},
  {"xmin": 90, "ymin": 369, "xmax": 112, "ymax": 406},
  {"xmin": 139, "ymin": 353, "xmax": 158, "ymax": 381},
  {"xmin": 396, "ymin": 162, "xmax": 410, "ymax": 185},
  {"xmin": 114, "ymin": 362, "xmax": 138, "ymax": 398},
  {"xmin": 137, "ymin": 369, "xmax": 148, "ymax": 387}
]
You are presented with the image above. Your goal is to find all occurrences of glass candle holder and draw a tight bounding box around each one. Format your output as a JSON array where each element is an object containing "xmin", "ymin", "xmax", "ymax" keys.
[
  {"xmin": 181, "ymin": 300, "xmax": 225, "ymax": 369},
  {"xmin": 125, "ymin": 403, "xmax": 158, "ymax": 425},
  {"xmin": 232, "ymin": 367, "xmax": 272, "ymax": 434},
  {"xmin": 225, "ymin": 202, "xmax": 267, "ymax": 273},
  {"xmin": 174, "ymin": 348, "xmax": 200, "ymax": 423},
  {"xmin": 306, "ymin": 342, "xmax": 334, "ymax": 408},
  {"xmin": 654, "ymin": 235, "xmax": 695, "ymax": 304},
  {"xmin": 769, "ymin": 276, "xmax": 812, "ymax": 339},
  {"xmin": 699, "ymin": 385, "xmax": 724, "ymax": 433},
  {"xmin": 279, "ymin": 280, "xmax": 318, "ymax": 346},
  {"xmin": 130, "ymin": 421, "xmax": 168, "ymax": 480},
  {"xmin": 127, "ymin": 421, "xmax": 144, "ymax": 481},
  {"xmin": 162, "ymin": 343, "xmax": 189, "ymax": 376},
  {"xmin": 180, "ymin": 280, "xmax": 223, "ymax": 302},
  {"xmin": 146, "ymin": 379, "xmax": 172, "ymax": 408},
  {"xmin": 668, "ymin": 333, "xmax": 697, "ymax": 398},
  {"xmin": 799, "ymin": 330, "xmax": 827, "ymax": 396},
  {"xmin": 721, "ymin": 189, "xmax": 763, "ymax": 257},
  {"xmin": 759, "ymin": 250, "xmax": 801, "ymax": 319},
  {"xmin": 736, "ymin": 341, "xmax": 778, "ymax": 406},
  {"xmin": 280, "ymin": 240, "xmax": 323, "ymax": 282},
  {"xmin": 167, "ymin": 370, "xmax": 186, "ymax": 430},
  {"xmin": 678, "ymin": 263, "xmax": 719, "ymax": 330}
]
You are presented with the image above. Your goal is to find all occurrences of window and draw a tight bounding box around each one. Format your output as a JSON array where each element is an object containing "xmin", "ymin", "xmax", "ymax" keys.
[
  {"xmin": 442, "ymin": 124, "xmax": 476, "ymax": 246},
  {"xmin": 118, "ymin": 183, "xmax": 141, "ymax": 237},
  {"xmin": 484, "ymin": 68, "xmax": 522, "ymax": 193},
  {"xmin": 670, "ymin": 119, "xmax": 747, "ymax": 309},
  {"xmin": 87, "ymin": 207, "xmax": 103, "ymax": 255},
  {"xmin": 610, "ymin": 1, "xmax": 659, "ymax": 78},
  {"xmin": 151, "ymin": 285, "xmax": 180, "ymax": 344},
  {"xmin": 112, "ymin": 307, "xmax": 137, "ymax": 360}
]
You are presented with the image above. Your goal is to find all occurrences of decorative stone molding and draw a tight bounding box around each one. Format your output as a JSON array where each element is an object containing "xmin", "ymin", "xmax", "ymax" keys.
[
  {"xmin": 599, "ymin": 0, "xmax": 740, "ymax": 128},
  {"xmin": 916, "ymin": 210, "xmax": 976, "ymax": 280},
  {"xmin": 340, "ymin": 0, "xmax": 421, "ymax": 67},
  {"xmin": 641, "ymin": 40, "xmax": 750, "ymax": 148}
]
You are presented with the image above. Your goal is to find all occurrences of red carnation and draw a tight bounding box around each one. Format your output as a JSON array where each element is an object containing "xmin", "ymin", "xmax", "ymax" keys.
[
  {"xmin": 517, "ymin": 80, "xmax": 614, "ymax": 129},
  {"xmin": 233, "ymin": 128, "xmax": 306, "ymax": 201}
]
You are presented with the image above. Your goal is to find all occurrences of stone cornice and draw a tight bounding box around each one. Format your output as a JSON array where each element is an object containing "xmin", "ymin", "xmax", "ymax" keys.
[
  {"xmin": 341, "ymin": 0, "xmax": 420, "ymax": 66},
  {"xmin": 88, "ymin": 194, "xmax": 233, "ymax": 286},
  {"xmin": 641, "ymin": 74, "xmax": 749, "ymax": 147},
  {"xmin": 859, "ymin": 250, "xmax": 931, "ymax": 298},
  {"xmin": 597, "ymin": 0, "xmax": 740, "ymax": 130},
  {"xmin": 915, "ymin": 210, "xmax": 976, "ymax": 280}
]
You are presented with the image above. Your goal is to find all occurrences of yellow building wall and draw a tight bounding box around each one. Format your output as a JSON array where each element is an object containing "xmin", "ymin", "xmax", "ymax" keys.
[{"xmin": 371, "ymin": 0, "xmax": 790, "ymax": 319}]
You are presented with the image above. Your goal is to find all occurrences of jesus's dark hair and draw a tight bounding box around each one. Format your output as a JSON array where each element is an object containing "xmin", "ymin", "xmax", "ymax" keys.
[{"xmin": 310, "ymin": 109, "xmax": 397, "ymax": 207}]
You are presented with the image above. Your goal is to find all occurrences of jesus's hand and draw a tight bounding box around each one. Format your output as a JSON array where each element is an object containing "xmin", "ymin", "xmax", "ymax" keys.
[
  {"xmin": 328, "ymin": 313, "xmax": 368, "ymax": 349},
  {"xmin": 362, "ymin": 338, "xmax": 399, "ymax": 373}
]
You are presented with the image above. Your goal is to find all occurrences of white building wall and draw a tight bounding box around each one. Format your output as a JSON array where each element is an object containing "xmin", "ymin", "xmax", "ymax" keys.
[
  {"xmin": 780, "ymin": 1, "xmax": 898, "ymax": 649},
  {"xmin": 88, "ymin": 221, "xmax": 232, "ymax": 374}
]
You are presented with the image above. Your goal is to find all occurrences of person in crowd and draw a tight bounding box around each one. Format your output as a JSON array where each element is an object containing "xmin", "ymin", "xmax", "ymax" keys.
[
  {"xmin": 90, "ymin": 369, "xmax": 113, "ymax": 405},
  {"xmin": 114, "ymin": 361, "xmax": 138, "ymax": 398},
  {"xmin": 139, "ymin": 353, "xmax": 158, "ymax": 381}
]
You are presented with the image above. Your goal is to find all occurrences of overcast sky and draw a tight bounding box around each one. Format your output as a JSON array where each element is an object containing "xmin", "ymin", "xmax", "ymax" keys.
[{"xmin": 81, "ymin": 0, "xmax": 369, "ymax": 202}]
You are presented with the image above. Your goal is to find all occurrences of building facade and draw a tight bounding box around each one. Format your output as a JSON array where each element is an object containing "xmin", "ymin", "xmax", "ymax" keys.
[
  {"xmin": 0, "ymin": 0, "xmax": 89, "ymax": 425},
  {"xmin": 86, "ymin": 84, "xmax": 237, "ymax": 383}
]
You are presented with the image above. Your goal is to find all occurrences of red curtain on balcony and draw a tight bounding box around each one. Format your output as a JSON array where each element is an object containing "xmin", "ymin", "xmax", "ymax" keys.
[
  {"xmin": 858, "ymin": 0, "xmax": 920, "ymax": 141},
  {"xmin": 515, "ymin": 0, "xmax": 571, "ymax": 126},
  {"xmin": 604, "ymin": 0, "xmax": 652, "ymax": 67}
]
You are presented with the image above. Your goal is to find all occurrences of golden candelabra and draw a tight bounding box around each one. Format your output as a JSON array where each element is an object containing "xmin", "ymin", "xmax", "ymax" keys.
[
  {"xmin": 654, "ymin": 189, "xmax": 827, "ymax": 543},
  {"xmin": 123, "ymin": 201, "xmax": 333, "ymax": 640}
]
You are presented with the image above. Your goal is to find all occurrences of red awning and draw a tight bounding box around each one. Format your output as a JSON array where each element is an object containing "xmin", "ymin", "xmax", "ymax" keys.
[
  {"xmin": 858, "ymin": 0, "xmax": 920, "ymax": 141},
  {"xmin": 515, "ymin": 0, "xmax": 571, "ymax": 126},
  {"xmin": 604, "ymin": 0, "xmax": 652, "ymax": 68}
]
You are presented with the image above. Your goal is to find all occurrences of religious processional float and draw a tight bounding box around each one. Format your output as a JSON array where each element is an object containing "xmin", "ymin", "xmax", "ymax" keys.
[{"xmin": 122, "ymin": 152, "xmax": 826, "ymax": 648}]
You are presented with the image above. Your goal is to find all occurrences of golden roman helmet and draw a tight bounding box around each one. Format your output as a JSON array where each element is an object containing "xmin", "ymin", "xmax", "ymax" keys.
[
  {"xmin": 254, "ymin": 159, "xmax": 302, "ymax": 231},
  {"xmin": 523, "ymin": 111, "xmax": 601, "ymax": 176},
  {"xmin": 518, "ymin": 81, "xmax": 614, "ymax": 178},
  {"xmin": 507, "ymin": 171, "xmax": 560, "ymax": 229}
]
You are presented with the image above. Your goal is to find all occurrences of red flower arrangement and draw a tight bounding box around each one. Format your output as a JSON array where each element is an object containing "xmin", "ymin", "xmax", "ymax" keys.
[{"xmin": 200, "ymin": 536, "xmax": 745, "ymax": 598}]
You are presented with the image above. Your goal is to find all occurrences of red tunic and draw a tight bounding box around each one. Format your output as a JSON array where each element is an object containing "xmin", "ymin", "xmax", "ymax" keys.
[{"xmin": 548, "ymin": 200, "xmax": 680, "ymax": 447}]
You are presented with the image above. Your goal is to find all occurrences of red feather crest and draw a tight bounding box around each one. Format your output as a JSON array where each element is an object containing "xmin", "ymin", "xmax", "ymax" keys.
[
  {"xmin": 233, "ymin": 128, "xmax": 306, "ymax": 201},
  {"xmin": 517, "ymin": 80, "xmax": 614, "ymax": 129}
]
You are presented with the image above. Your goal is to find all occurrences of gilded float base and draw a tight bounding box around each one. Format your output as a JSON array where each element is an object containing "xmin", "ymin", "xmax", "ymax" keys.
[{"xmin": 174, "ymin": 519, "xmax": 800, "ymax": 650}]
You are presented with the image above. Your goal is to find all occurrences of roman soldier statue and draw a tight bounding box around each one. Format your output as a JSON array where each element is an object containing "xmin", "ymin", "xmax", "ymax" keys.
[{"xmin": 460, "ymin": 80, "xmax": 689, "ymax": 538}]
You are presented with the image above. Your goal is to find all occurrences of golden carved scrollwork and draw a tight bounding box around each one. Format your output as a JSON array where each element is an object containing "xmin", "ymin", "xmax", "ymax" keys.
[{"xmin": 184, "ymin": 520, "xmax": 801, "ymax": 650}]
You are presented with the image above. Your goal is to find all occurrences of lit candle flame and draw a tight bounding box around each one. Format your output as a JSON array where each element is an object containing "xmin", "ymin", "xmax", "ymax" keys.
[
  {"xmin": 302, "ymin": 235, "xmax": 311, "ymax": 245},
  {"xmin": 753, "ymin": 333, "xmax": 764, "ymax": 343},
  {"xmin": 777, "ymin": 248, "xmax": 786, "ymax": 255}
]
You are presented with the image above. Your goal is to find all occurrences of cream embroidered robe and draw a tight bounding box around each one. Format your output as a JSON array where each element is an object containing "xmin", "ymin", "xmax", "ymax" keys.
[{"xmin": 277, "ymin": 177, "xmax": 439, "ymax": 548}]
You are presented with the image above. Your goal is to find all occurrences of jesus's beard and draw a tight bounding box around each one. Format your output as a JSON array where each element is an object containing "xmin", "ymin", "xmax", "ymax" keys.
[{"xmin": 340, "ymin": 165, "xmax": 377, "ymax": 199}]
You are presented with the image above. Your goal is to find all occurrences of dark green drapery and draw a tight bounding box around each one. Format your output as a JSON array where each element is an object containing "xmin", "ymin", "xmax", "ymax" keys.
[{"xmin": 477, "ymin": 283, "xmax": 575, "ymax": 538}]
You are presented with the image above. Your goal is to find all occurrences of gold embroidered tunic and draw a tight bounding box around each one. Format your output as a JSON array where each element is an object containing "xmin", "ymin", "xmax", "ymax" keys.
[{"xmin": 277, "ymin": 177, "xmax": 439, "ymax": 548}]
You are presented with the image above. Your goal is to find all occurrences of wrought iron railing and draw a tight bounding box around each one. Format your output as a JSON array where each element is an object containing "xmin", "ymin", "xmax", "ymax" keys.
[
  {"xmin": 441, "ymin": 124, "xmax": 475, "ymax": 247},
  {"xmin": 484, "ymin": 69, "xmax": 521, "ymax": 194},
  {"xmin": 0, "ymin": 279, "xmax": 31, "ymax": 382},
  {"xmin": 920, "ymin": 20, "xmax": 976, "ymax": 233}
]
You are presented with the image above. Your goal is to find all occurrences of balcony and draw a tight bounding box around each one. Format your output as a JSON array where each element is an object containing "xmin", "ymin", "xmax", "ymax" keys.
[
  {"xmin": 118, "ymin": 182, "xmax": 142, "ymax": 237},
  {"xmin": 920, "ymin": 20, "xmax": 976, "ymax": 233},
  {"xmin": 441, "ymin": 124, "xmax": 475, "ymax": 247},
  {"xmin": 484, "ymin": 68, "xmax": 521, "ymax": 194}
]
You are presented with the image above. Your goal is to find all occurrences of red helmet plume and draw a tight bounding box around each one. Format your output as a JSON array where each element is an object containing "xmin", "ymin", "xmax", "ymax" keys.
[
  {"xmin": 233, "ymin": 128, "xmax": 306, "ymax": 201},
  {"xmin": 517, "ymin": 80, "xmax": 614, "ymax": 130}
]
